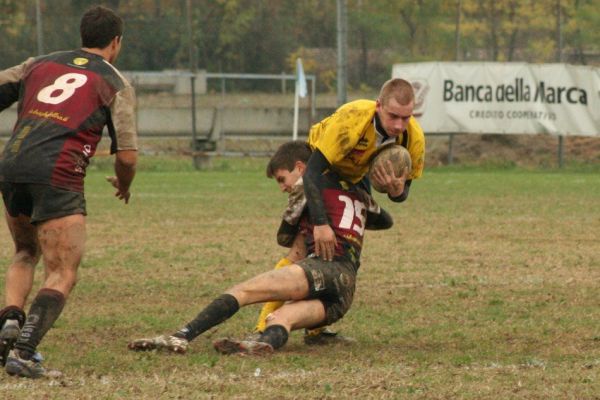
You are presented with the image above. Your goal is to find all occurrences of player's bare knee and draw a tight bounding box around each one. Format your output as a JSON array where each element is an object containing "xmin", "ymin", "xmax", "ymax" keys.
[
  {"xmin": 224, "ymin": 286, "xmax": 247, "ymax": 306},
  {"xmin": 14, "ymin": 248, "xmax": 41, "ymax": 267},
  {"xmin": 12, "ymin": 232, "xmax": 41, "ymax": 262},
  {"xmin": 47, "ymin": 269, "xmax": 78, "ymax": 296}
]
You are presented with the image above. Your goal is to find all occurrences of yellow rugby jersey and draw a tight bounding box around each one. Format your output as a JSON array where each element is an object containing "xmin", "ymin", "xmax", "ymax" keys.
[{"xmin": 308, "ymin": 99, "xmax": 425, "ymax": 184}]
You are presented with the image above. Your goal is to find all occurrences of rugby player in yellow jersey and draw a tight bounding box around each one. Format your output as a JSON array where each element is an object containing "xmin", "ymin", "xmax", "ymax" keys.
[{"xmin": 305, "ymin": 78, "xmax": 425, "ymax": 261}]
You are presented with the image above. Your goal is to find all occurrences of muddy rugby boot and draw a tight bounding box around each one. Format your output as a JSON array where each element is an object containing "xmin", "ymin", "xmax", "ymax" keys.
[
  {"xmin": 213, "ymin": 338, "xmax": 274, "ymax": 356},
  {"xmin": 128, "ymin": 335, "xmax": 189, "ymax": 354},
  {"xmin": 0, "ymin": 319, "xmax": 20, "ymax": 367},
  {"xmin": 5, "ymin": 349, "xmax": 61, "ymax": 379}
]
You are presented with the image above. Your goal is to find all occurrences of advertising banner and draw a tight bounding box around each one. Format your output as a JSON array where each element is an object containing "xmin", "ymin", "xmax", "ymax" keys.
[{"xmin": 392, "ymin": 62, "xmax": 600, "ymax": 136}]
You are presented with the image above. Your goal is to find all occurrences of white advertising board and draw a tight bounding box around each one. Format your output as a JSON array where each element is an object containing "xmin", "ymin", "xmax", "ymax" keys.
[{"xmin": 392, "ymin": 62, "xmax": 600, "ymax": 136}]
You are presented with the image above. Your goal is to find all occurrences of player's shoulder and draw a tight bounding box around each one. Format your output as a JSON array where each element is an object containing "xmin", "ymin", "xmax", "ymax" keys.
[
  {"xmin": 41, "ymin": 50, "xmax": 130, "ymax": 90},
  {"xmin": 407, "ymin": 116, "xmax": 425, "ymax": 140},
  {"xmin": 26, "ymin": 51, "xmax": 73, "ymax": 72},
  {"xmin": 338, "ymin": 99, "xmax": 376, "ymax": 114},
  {"xmin": 332, "ymin": 99, "xmax": 376, "ymax": 127}
]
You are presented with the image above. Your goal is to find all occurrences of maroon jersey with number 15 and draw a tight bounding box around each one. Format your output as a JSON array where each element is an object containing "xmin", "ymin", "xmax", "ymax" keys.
[
  {"xmin": 300, "ymin": 178, "xmax": 367, "ymax": 266},
  {"xmin": 0, "ymin": 49, "xmax": 137, "ymax": 192}
]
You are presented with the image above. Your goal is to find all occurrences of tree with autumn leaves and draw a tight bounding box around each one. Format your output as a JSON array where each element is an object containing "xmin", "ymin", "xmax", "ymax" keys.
[{"xmin": 0, "ymin": 0, "xmax": 598, "ymax": 91}]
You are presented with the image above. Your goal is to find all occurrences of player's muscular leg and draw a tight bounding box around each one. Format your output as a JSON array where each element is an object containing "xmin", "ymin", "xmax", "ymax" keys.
[
  {"xmin": 4, "ymin": 212, "xmax": 41, "ymax": 308},
  {"xmin": 266, "ymin": 300, "xmax": 326, "ymax": 332},
  {"xmin": 37, "ymin": 215, "xmax": 85, "ymax": 297},
  {"xmin": 226, "ymin": 264, "xmax": 309, "ymax": 306}
]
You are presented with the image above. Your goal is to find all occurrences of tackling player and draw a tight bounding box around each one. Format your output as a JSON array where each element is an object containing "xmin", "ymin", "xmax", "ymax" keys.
[
  {"xmin": 305, "ymin": 78, "xmax": 425, "ymax": 261},
  {"xmin": 0, "ymin": 6, "xmax": 137, "ymax": 378},
  {"xmin": 128, "ymin": 141, "xmax": 392, "ymax": 355}
]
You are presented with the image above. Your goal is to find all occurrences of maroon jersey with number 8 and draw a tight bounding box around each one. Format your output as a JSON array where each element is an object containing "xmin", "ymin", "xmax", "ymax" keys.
[{"xmin": 0, "ymin": 49, "xmax": 137, "ymax": 192}]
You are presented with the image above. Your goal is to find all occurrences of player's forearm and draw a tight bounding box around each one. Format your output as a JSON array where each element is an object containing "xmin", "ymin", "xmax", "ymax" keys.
[
  {"xmin": 304, "ymin": 149, "xmax": 330, "ymax": 225},
  {"xmin": 114, "ymin": 150, "xmax": 137, "ymax": 193},
  {"xmin": 277, "ymin": 219, "xmax": 299, "ymax": 247}
]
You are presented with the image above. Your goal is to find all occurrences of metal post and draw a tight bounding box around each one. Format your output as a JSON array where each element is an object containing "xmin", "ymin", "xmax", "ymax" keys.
[
  {"xmin": 455, "ymin": 0, "xmax": 461, "ymax": 61},
  {"xmin": 186, "ymin": 0, "xmax": 197, "ymax": 144},
  {"xmin": 558, "ymin": 135, "xmax": 564, "ymax": 168},
  {"xmin": 191, "ymin": 75, "xmax": 197, "ymax": 140},
  {"xmin": 307, "ymin": 77, "xmax": 314, "ymax": 128},
  {"xmin": 293, "ymin": 88, "xmax": 299, "ymax": 141},
  {"xmin": 186, "ymin": 0, "xmax": 197, "ymax": 72},
  {"xmin": 556, "ymin": 0, "xmax": 563, "ymax": 63},
  {"xmin": 35, "ymin": 0, "xmax": 44, "ymax": 55},
  {"xmin": 336, "ymin": 0, "xmax": 347, "ymax": 106},
  {"xmin": 311, "ymin": 77, "xmax": 317, "ymax": 120},
  {"xmin": 448, "ymin": 133, "xmax": 454, "ymax": 165},
  {"xmin": 187, "ymin": 0, "xmax": 207, "ymax": 169}
]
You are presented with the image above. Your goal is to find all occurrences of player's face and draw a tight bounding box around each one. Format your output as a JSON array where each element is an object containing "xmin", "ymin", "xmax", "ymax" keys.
[
  {"xmin": 273, "ymin": 165, "xmax": 303, "ymax": 193},
  {"xmin": 376, "ymin": 98, "xmax": 414, "ymax": 137}
]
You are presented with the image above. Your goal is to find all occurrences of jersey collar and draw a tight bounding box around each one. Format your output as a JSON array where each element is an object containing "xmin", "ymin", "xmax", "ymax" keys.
[{"xmin": 373, "ymin": 113, "xmax": 395, "ymax": 147}]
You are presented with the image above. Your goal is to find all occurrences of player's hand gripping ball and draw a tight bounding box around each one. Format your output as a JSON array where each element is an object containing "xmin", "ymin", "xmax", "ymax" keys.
[{"xmin": 368, "ymin": 144, "xmax": 412, "ymax": 193}]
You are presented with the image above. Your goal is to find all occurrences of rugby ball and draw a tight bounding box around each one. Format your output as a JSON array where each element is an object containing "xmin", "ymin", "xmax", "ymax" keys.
[{"xmin": 368, "ymin": 144, "xmax": 412, "ymax": 193}]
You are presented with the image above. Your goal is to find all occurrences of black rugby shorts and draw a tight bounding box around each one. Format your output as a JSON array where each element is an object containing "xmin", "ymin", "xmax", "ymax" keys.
[
  {"xmin": 1, "ymin": 182, "xmax": 86, "ymax": 224},
  {"xmin": 296, "ymin": 256, "xmax": 357, "ymax": 326}
]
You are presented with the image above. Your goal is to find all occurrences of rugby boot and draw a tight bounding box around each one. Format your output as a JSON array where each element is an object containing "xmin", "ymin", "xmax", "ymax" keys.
[
  {"xmin": 0, "ymin": 319, "xmax": 20, "ymax": 367},
  {"xmin": 128, "ymin": 335, "xmax": 189, "ymax": 354},
  {"xmin": 5, "ymin": 349, "xmax": 61, "ymax": 379},
  {"xmin": 213, "ymin": 338, "xmax": 274, "ymax": 356}
]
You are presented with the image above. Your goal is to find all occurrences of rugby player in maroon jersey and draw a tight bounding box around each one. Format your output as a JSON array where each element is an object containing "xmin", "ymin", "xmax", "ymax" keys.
[{"xmin": 0, "ymin": 5, "xmax": 137, "ymax": 378}]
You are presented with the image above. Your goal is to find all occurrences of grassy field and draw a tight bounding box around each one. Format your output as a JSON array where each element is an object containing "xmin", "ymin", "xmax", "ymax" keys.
[{"xmin": 0, "ymin": 156, "xmax": 599, "ymax": 399}]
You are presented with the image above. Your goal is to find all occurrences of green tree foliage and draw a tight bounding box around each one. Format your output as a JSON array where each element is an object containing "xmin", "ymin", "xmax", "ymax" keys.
[
  {"xmin": 0, "ymin": 1, "xmax": 36, "ymax": 63},
  {"xmin": 0, "ymin": 0, "xmax": 598, "ymax": 91},
  {"xmin": 565, "ymin": 0, "xmax": 600, "ymax": 64}
]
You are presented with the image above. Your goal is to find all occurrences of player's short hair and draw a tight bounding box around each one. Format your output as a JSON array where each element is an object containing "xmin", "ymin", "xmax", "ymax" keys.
[
  {"xmin": 80, "ymin": 6, "xmax": 123, "ymax": 49},
  {"xmin": 266, "ymin": 141, "xmax": 312, "ymax": 178},
  {"xmin": 378, "ymin": 78, "xmax": 414, "ymax": 106}
]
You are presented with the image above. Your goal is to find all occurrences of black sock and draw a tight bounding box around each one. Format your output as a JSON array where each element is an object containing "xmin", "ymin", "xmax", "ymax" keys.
[
  {"xmin": 0, "ymin": 305, "xmax": 26, "ymax": 328},
  {"xmin": 259, "ymin": 324, "xmax": 289, "ymax": 349},
  {"xmin": 15, "ymin": 289, "xmax": 65, "ymax": 360},
  {"xmin": 173, "ymin": 294, "xmax": 239, "ymax": 342}
]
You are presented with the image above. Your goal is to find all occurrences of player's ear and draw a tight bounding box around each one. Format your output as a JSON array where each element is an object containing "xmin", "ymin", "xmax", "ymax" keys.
[{"xmin": 295, "ymin": 161, "xmax": 306, "ymax": 175}]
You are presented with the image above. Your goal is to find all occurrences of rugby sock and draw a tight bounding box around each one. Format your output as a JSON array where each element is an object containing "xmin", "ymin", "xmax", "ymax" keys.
[
  {"xmin": 259, "ymin": 324, "xmax": 289, "ymax": 349},
  {"xmin": 254, "ymin": 257, "xmax": 292, "ymax": 333},
  {"xmin": 174, "ymin": 294, "xmax": 239, "ymax": 342},
  {"xmin": 14, "ymin": 289, "xmax": 65, "ymax": 360}
]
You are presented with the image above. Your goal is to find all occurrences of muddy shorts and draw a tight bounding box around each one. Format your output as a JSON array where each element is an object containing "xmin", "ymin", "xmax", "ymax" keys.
[
  {"xmin": 1, "ymin": 182, "xmax": 86, "ymax": 224},
  {"xmin": 296, "ymin": 256, "xmax": 358, "ymax": 326}
]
